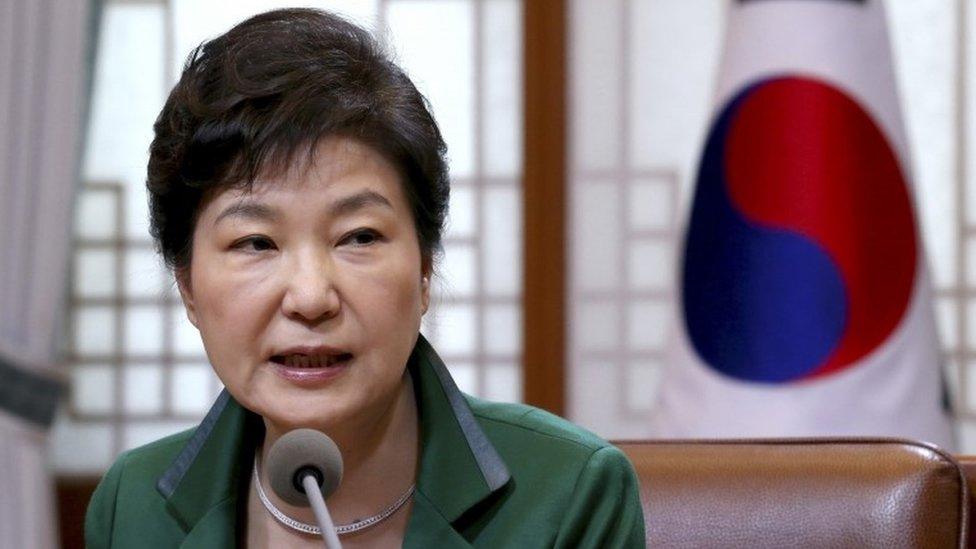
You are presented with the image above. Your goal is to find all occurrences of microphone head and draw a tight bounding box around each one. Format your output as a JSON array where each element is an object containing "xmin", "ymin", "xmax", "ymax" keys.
[{"xmin": 266, "ymin": 428, "xmax": 343, "ymax": 507}]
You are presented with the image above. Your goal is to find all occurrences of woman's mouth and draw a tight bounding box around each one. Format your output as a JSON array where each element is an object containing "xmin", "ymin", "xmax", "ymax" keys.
[
  {"xmin": 270, "ymin": 353, "xmax": 354, "ymax": 368},
  {"xmin": 269, "ymin": 352, "xmax": 354, "ymax": 384}
]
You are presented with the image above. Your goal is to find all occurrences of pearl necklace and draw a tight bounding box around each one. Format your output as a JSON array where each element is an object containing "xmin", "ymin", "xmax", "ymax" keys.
[{"xmin": 253, "ymin": 458, "xmax": 415, "ymax": 536}]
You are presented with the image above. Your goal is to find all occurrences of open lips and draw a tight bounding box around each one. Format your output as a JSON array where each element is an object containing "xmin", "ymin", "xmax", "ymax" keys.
[{"xmin": 270, "ymin": 353, "xmax": 354, "ymax": 368}]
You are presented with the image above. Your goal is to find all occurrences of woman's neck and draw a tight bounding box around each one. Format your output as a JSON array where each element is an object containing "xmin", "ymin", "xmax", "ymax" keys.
[{"xmin": 255, "ymin": 372, "xmax": 420, "ymax": 529}]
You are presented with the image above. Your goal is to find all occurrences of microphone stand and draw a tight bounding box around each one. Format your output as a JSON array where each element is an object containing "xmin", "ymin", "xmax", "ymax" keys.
[{"xmin": 300, "ymin": 472, "xmax": 343, "ymax": 549}]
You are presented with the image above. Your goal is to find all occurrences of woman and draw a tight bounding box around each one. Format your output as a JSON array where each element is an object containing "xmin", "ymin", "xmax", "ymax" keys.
[{"xmin": 85, "ymin": 8, "xmax": 644, "ymax": 548}]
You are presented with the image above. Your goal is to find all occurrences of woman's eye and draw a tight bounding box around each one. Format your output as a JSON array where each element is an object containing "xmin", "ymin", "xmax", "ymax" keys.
[
  {"xmin": 341, "ymin": 229, "xmax": 381, "ymax": 247},
  {"xmin": 232, "ymin": 236, "xmax": 276, "ymax": 252}
]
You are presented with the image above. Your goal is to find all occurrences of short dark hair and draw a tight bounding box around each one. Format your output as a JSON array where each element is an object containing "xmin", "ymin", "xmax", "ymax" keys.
[{"xmin": 147, "ymin": 8, "xmax": 449, "ymax": 274}]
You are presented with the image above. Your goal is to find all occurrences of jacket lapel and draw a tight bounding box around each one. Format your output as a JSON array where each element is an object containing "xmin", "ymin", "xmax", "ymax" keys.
[
  {"xmin": 156, "ymin": 389, "xmax": 256, "ymax": 544},
  {"xmin": 177, "ymin": 498, "xmax": 239, "ymax": 548},
  {"xmin": 405, "ymin": 336, "xmax": 512, "ymax": 544}
]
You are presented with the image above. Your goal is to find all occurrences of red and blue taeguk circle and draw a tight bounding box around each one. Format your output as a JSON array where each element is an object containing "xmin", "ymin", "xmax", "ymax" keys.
[{"xmin": 682, "ymin": 75, "xmax": 917, "ymax": 383}]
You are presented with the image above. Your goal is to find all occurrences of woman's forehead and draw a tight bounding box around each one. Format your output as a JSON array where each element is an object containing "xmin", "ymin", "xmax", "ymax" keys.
[{"xmin": 206, "ymin": 138, "xmax": 404, "ymax": 210}]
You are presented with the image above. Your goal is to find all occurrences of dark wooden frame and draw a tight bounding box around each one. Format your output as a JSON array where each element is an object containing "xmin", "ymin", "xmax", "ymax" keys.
[{"xmin": 522, "ymin": 0, "xmax": 568, "ymax": 417}]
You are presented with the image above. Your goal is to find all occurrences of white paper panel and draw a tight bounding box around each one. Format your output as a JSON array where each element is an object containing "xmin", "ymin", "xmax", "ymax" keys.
[
  {"xmin": 74, "ymin": 306, "xmax": 116, "ymax": 355},
  {"xmin": 629, "ymin": 178, "xmax": 673, "ymax": 231},
  {"xmin": 441, "ymin": 243, "xmax": 477, "ymax": 297},
  {"xmin": 448, "ymin": 361, "xmax": 478, "ymax": 395},
  {"xmin": 627, "ymin": 300, "xmax": 668, "ymax": 351},
  {"xmin": 573, "ymin": 182, "xmax": 621, "ymax": 291},
  {"xmin": 125, "ymin": 248, "xmax": 166, "ymax": 298},
  {"xmin": 172, "ymin": 364, "xmax": 217, "ymax": 415},
  {"xmin": 435, "ymin": 304, "xmax": 477, "ymax": 355},
  {"xmin": 172, "ymin": 305, "xmax": 206, "ymax": 357},
  {"xmin": 570, "ymin": 0, "xmax": 623, "ymax": 172},
  {"xmin": 123, "ymin": 421, "xmax": 197, "ymax": 452},
  {"xmin": 628, "ymin": 240, "xmax": 671, "ymax": 291},
  {"xmin": 625, "ymin": 361, "xmax": 660, "ymax": 413},
  {"xmin": 72, "ymin": 365, "xmax": 114, "ymax": 415},
  {"xmin": 446, "ymin": 185, "xmax": 476, "ymax": 239},
  {"xmin": 48, "ymin": 417, "xmax": 114, "ymax": 473},
  {"xmin": 387, "ymin": 0, "xmax": 475, "ymax": 178},
  {"xmin": 484, "ymin": 304, "xmax": 520, "ymax": 355},
  {"xmin": 124, "ymin": 306, "xmax": 164, "ymax": 355},
  {"xmin": 936, "ymin": 296, "xmax": 958, "ymax": 350},
  {"xmin": 484, "ymin": 362, "xmax": 520, "ymax": 402},
  {"xmin": 967, "ymin": 361, "xmax": 976, "ymax": 411},
  {"xmin": 629, "ymin": 0, "xmax": 723, "ymax": 173},
  {"xmin": 573, "ymin": 301, "xmax": 619, "ymax": 352},
  {"xmin": 74, "ymin": 189, "xmax": 117, "ymax": 240},
  {"xmin": 888, "ymin": 0, "xmax": 956, "ymax": 289},
  {"xmin": 482, "ymin": 0, "xmax": 522, "ymax": 178},
  {"xmin": 124, "ymin": 365, "xmax": 163, "ymax": 414},
  {"xmin": 482, "ymin": 186, "xmax": 521, "ymax": 295},
  {"xmin": 74, "ymin": 249, "xmax": 116, "ymax": 298}
]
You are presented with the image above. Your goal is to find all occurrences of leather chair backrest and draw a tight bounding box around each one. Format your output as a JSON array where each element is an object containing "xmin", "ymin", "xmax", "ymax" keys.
[{"xmin": 614, "ymin": 438, "xmax": 968, "ymax": 549}]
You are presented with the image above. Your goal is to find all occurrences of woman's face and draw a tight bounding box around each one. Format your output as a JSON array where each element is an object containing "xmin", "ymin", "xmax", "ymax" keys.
[{"xmin": 178, "ymin": 137, "xmax": 429, "ymax": 433}]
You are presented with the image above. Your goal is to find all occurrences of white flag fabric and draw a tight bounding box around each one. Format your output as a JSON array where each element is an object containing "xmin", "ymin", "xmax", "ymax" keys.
[{"xmin": 651, "ymin": 0, "xmax": 954, "ymax": 449}]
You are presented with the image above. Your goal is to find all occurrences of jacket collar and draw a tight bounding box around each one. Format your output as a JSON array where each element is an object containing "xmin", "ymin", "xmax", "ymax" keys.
[{"xmin": 156, "ymin": 335, "xmax": 511, "ymax": 542}]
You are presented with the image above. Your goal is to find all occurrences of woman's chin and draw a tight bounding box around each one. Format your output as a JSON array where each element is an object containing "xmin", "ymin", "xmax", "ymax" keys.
[{"xmin": 258, "ymin": 403, "xmax": 348, "ymax": 434}]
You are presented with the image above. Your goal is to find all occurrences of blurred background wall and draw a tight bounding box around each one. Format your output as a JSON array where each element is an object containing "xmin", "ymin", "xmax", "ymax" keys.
[
  {"xmin": 42, "ymin": 0, "xmax": 976, "ymax": 526},
  {"xmin": 28, "ymin": 0, "xmax": 976, "ymax": 545}
]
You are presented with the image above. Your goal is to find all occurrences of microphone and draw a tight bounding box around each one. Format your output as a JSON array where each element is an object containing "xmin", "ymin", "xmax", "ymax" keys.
[{"xmin": 266, "ymin": 429, "xmax": 344, "ymax": 548}]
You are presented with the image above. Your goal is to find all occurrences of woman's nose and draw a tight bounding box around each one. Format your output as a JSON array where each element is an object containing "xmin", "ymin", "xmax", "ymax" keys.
[{"xmin": 280, "ymin": 249, "xmax": 341, "ymax": 323}]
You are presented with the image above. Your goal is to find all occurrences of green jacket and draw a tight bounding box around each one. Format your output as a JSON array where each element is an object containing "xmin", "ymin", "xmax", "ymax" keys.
[{"xmin": 85, "ymin": 337, "xmax": 646, "ymax": 547}]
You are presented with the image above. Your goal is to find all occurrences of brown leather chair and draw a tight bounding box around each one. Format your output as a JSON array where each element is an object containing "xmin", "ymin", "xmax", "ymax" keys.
[{"xmin": 615, "ymin": 439, "xmax": 968, "ymax": 548}]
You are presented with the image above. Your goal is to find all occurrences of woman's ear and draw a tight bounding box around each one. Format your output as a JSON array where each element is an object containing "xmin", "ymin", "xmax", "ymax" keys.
[
  {"xmin": 175, "ymin": 268, "xmax": 199, "ymax": 328},
  {"xmin": 420, "ymin": 274, "xmax": 430, "ymax": 316}
]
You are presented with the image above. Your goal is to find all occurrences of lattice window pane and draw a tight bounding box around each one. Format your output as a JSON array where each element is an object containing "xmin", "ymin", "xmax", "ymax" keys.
[
  {"xmin": 629, "ymin": 178, "xmax": 674, "ymax": 231},
  {"xmin": 888, "ymin": 0, "xmax": 957, "ymax": 290},
  {"xmin": 49, "ymin": 419, "xmax": 115, "ymax": 473},
  {"xmin": 570, "ymin": 0, "xmax": 623, "ymax": 172},
  {"xmin": 125, "ymin": 248, "xmax": 166, "ymax": 298},
  {"xmin": 628, "ymin": 0, "xmax": 722, "ymax": 172},
  {"xmin": 123, "ymin": 421, "xmax": 197, "ymax": 452},
  {"xmin": 625, "ymin": 361, "xmax": 660, "ymax": 413},
  {"xmin": 573, "ymin": 301, "xmax": 619, "ymax": 352},
  {"xmin": 447, "ymin": 185, "xmax": 476, "ymax": 239},
  {"xmin": 124, "ymin": 306, "xmax": 165, "ymax": 355},
  {"xmin": 573, "ymin": 182, "xmax": 622, "ymax": 291},
  {"xmin": 628, "ymin": 240, "xmax": 671, "ymax": 291},
  {"xmin": 483, "ymin": 304, "xmax": 520, "ymax": 355},
  {"xmin": 123, "ymin": 365, "xmax": 164, "ymax": 414},
  {"xmin": 482, "ymin": 187, "xmax": 521, "ymax": 296},
  {"xmin": 448, "ymin": 361, "xmax": 478, "ymax": 395},
  {"xmin": 627, "ymin": 300, "xmax": 668, "ymax": 352},
  {"xmin": 441, "ymin": 244, "xmax": 477, "ymax": 298},
  {"xmin": 435, "ymin": 304, "xmax": 477, "ymax": 356},
  {"xmin": 171, "ymin": 304, "xmax": 205, "ymax": 357},
  {"xmin": 74, "ymin": 189, "xmax": 117, "ymax": 239},
  {"xmin": 71, "ymin": 365, "xmax": 115, "ymax": 415},
  {"xmin": 172, "ymin": 364, "xmax": 218, "ymax": 415},
  {"xmin": 936, "ymin": 296, "xmax": 957, "ymax": 351},
  {"xmin": 484, "ymin": 361, "xmax": 520, "ymax": 402},
  {"xmin": 482, "ymin": 0, "xmax": 522, "ymax": 178},
  {"xmin": 387, "ymin": 0, "xmax": 475, "ymax": 178},
  {"xmin": 74, "ymin": 249, "xmax": 117, "ymax": 298},
  {"xmin": 73, "ymin": 306, "xmax": 116, "ymax": 355}
]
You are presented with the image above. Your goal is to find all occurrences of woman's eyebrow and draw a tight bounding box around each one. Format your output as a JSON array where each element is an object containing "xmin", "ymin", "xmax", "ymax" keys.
[
  {"xmin": 330, "ymin": 190, "xmax": 393, "ymax": 217},
  {"xmin": 212, "ymin": 201, "xmax": 279, "ymax": 226}
]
